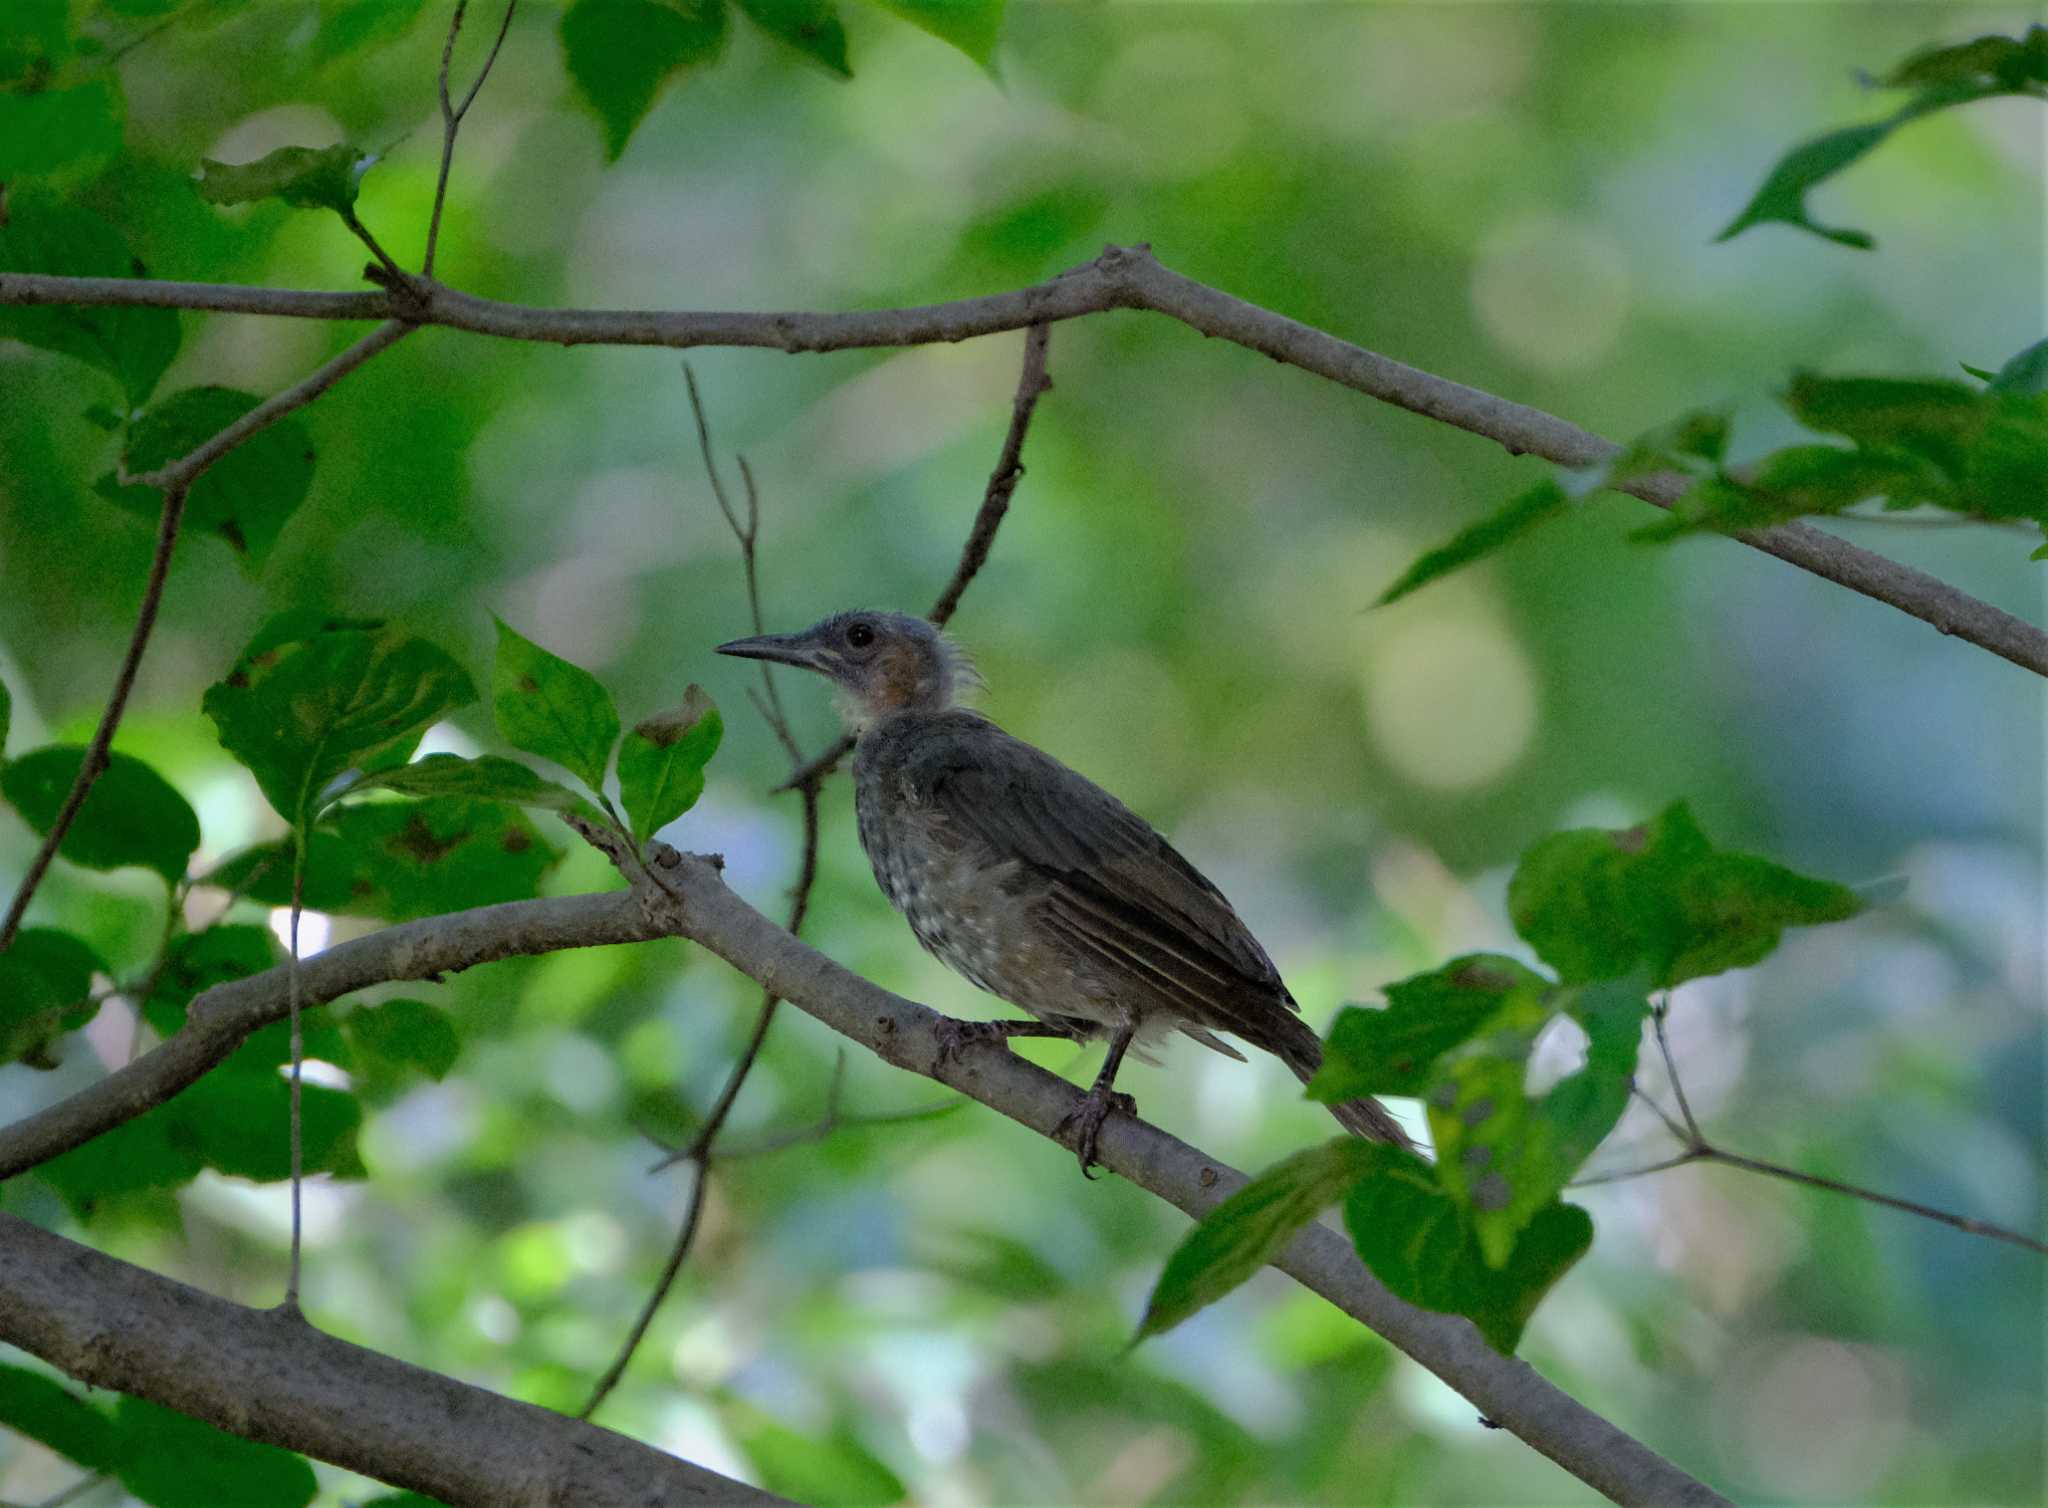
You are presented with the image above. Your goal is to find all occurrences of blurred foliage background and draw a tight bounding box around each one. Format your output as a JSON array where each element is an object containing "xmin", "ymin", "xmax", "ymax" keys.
[{"xmin": 1, "ymin": 1, "xmax": 2042, "ymax": 1504}]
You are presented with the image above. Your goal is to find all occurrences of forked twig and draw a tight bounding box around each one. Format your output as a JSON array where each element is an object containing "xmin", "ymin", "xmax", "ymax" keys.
[{"xmin": 424, "ymin": 0, "xmax": 518, "ymax": 277}]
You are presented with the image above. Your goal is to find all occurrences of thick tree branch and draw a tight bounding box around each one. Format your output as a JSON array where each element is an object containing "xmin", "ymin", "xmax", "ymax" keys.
[
  {"xmin": 0, "ymin": 1213, "xmax": 787, "ymax": 1507},
  {"xmin": 0, "ymin": 864, "xmax": 1725, "ymax": 1508},
  {"xmin": 6, "ymin": 250, "xmax": 2038, "ymax": 678}
]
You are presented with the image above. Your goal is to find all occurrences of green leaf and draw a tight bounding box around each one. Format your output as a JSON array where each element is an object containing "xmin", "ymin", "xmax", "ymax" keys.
[
  {"xmin": 1985, "ymin": 336, "xmax": 2048, "ymax": 396},
  {"xmin": 194, "ymin": 142, "xmax": 372, "ymax": 214},
  {"xmin": 1883, "ymin": 26, "xmax": 2048, "ymax": 90},
  {"xmin": 1, "ymin": 674, "xmax": 11, "ymax": 757},
  {"xmin": 0, "ymin": 185, "xmax": 182, "ymax": 406},
  {"xmin": 492, "ymin": 619, "xmax": 620, "ymax": 794},
  {"xmin": 0, "ymin": 1365, "xmax": 117, "ymax": 1471},
  {"xmin": 0, "ymin": 79, "xmax": 124, "ymax": 179},
  {"xmin": 1, "ymin": 745, "xmax": 200, "ymax": 883},
  {"xmin": 204, "ymin": 614, "xmax": 476, "ymax": 826},
  {"xmin": 9, "ymin": 927, "xmax": 102, "ymax": 1004},
  {"xmin": 1781, "ymin": 372, "xmax": 1989, "ymax": 476},
  {"xmin": 113, "ymin": 1396, "xmax": 318, "ymax": 1508},
  {"xmin": 1135, "ymin": 1137, "xmax": 1379, "ymax": 1343},
  {"xmin": 1506, "ymin": 801, "xmax": 1863, "ymax": 988},
  {"xmin": 35, "ymin": 1105, "xmax": 205, "ymax": 1218},
  {"xmin": 1343, "ymin": 1143, "xmax": 1592, "ymax": 1354},
  {"xmin": 1426, "ymin": 979, "xmax": 1647, "ymax": 1268},
  {"xmin": 735, "ymin": 0, "xmax": 851, "ymax": 76},
  {"xmin": 325, "ymin": 796, "xmax": 560, "ymax": 920},
  {"xmin": 726, "ymin": 1401, "xmax": 907, "ymax": 1508},
  {"xmin": 347, "ymin": 997, "xmax": 460, "ymax": 1082},
  {"xmin": 1376, "ymin": 481, "xmax": 1569, "ymax": 607},
  {"xmin": 1308, "ymin": 954, "xmax": 1549, "ymax": 1103},
  {"xmin": 341, "ymin": 752, "xmax": 594, "ymax": 815},
  {"xmin": 864, "ymin": 0, "xmax": 1003, "ymax": 69},
  {"xmin": 0, "ymin": 927, "xmax": 105, "ymax": 1067},
  {"xmin": 179, "ymin": 1070, "xmax": 364, "ymax": 1183},
  {"xmin": 0, "ymin": 0, "xmax": 71, "ymax": 83},
  {"xmin": 561, "ymin": 0, "xmax": 729, "ymax": 160},
  {"xmin": 313, "ymin": 0, "xmax": 434, "ymax": 63},
  {"xmin": 1964, "ymin": 396, "xmax": 2048, "ymax": 521},
  {"xmin": 140, "ymin": 926, "xmax": 280, "ymax": 1037},
  {"xmin": 1715, "ymin": 119, "xmax": 1892, "ymax": 248},
  {"xmin": 198, "ymin": 832, "xmax": 367, "ymax": 911},
  {"xmin": 617, "ymin": 686, "xmax": 722, "ymax": 842},
  {"xmin": 102, "ymin": 385, "xmax": 317, "ymax": 568}
]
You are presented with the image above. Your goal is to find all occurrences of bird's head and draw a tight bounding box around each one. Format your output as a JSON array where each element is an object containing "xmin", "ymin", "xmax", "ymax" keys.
[{"xmin": 716, "ymin": 610, "xmax": 977, "ymax": 730}]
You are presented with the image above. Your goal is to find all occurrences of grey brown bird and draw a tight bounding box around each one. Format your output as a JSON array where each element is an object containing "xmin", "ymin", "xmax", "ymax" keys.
[{"xmin": 718, "ymin": 611, "xmax": 1412, "ymax": 1173}]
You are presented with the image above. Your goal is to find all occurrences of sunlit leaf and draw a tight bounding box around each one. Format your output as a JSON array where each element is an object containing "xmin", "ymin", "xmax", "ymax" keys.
[
  {"xmin": 0, "ymin": 186, "xmax": 181, "ymax": 406},
  {"xmin": 1506, "ymin": 801, "xmax": 1862, "ymax": 988},
  {"xmin": 492, "ymin": 618, "xmax": 620, "ymax": 794},
  {"xmin": 1135, "ymin": 1137, "xmax": 1379, "ymax": 1343},
  {"xmin": 561, "ymin": 0, "xmax": 729, "ymax": 160},
  {"xmin": 1307, "ymin": 954, "xmax": 1550, "ymax": 1103},
  {"xmin": 204, "ymin": 614, "xmax": 476, "ymax": 827},
  {"xmin": 194, "ymin": 143, "xmax": 373, "ymax": 214},
  {"xmin": 1343, "ymin": 1143, "xmax": 1593, "ymax": 1354},
  {"xmin": 1375, "ymin": 481, "xmax": 1570, "ymax": 607},
  {"xmin": 617, "ymin": 686, "xmax": 722, "ymax": 842},
  {"xmin": 101, "ymin": 385, "xmax": 317, "ymax": 568},
  {"xmin": 1, "ymin": 745, "xmax": 200, "ymax": 884}
]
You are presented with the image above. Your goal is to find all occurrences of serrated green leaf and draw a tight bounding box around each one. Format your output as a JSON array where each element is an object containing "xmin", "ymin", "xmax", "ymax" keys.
[
  {"xmin": 325, "ymin": 796, "xmax": 560, "ymax": 920},
  {"xmin": 0, "ymin": 79, "xmax": 123, "ymax": 179},
  {"xmin": 194, "ymin": 142, "xmax": 371, "ymax": 214},
  {"xmin": 492, "ymin": 619, "xmax": 620, "ymax": 794},
  {"xmin": 1376, "ymin": 481, "xmax": 1569, "ymax": 607},
  {"xmin": 735, "ymin": 0, "xmax": 850, "ymax": 76},
  {"xmin": 561, "ymin": 0, "xmax": 729, "ymax": 160},
  {"xmin": 347, "ymin": 997, "xmax": 460, "ymax": 1082},
  {"xmin": 102, "ymin": 385, "xmax": 317, "ymax": 569},
  {"xmin": 1342, "ymin": 1143, "xmax": 1592, "ymax": 1354},
  {"xmin": 1135, "ymin": 1137, "xmax": 1379, "ymax": 1343},
  {"xmin": 0, "ymin": 1366, "xmax": 117, "ymax": 1470},
  {"xmin": 1307, "ymin": 954, "xmax": 1549, "ymax": 1104},
  {"xmin": 340, "ymin": 752, "xmax": 594, "ymax": 816},
  {"xmin": 1, "ymin": 745, "xmax": 200, "ymax": 884},
  {"xmin": 204, "ymin": 614, "xmax": 475, "ymax": 826},
  {"xmin": 1425, "ymin": 978, "xmax": 1647, "ymax": 1268},
  {"xmin": 1506, "ymin": 801, "xmax": 1863, "ymax": 988},
  {"xmin": 113, "ymin": 1396, "xmax": 318, "ymax": 1508},
  {"xmin": 865, "ymin": 0, "xmax": 1003, "ymax": 69},
  {"xmin": 0, "ymin": 185, "xmax": 181, "ymax": 406},
  {"xmin": 617, "ymin": 686, "xmax": 722, "ymax": 842}
]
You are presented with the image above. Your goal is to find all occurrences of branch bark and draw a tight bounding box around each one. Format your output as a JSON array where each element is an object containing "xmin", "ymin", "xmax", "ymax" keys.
[
  {"xmin": 0, "ymin": 860, "xmax": 1728, "ymax": 1508},
  {"xmin": 5, "ymin": 249, "xmax": 2039, "ymax": 678},
  {"xmin": 0, "ymin": 1213, "xmax": 788, "ymax": 1508}
]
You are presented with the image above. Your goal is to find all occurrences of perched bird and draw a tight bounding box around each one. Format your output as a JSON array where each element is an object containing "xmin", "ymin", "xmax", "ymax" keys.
[{"xmin": 717, "ymin": 611, "xmax": 1411, "ymax": 1173}]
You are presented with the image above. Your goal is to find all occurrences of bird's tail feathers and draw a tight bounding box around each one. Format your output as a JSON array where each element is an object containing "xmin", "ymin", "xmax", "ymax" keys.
[{"xmin": 1268, "ymin": 1016, "xmax": 1416, "ymax": 1152}]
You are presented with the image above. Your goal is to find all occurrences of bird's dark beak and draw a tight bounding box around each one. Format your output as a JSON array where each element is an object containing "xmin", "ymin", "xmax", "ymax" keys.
[{"xmin": 715, "ymin": 631, "xmax": 824, "ymax": 672}]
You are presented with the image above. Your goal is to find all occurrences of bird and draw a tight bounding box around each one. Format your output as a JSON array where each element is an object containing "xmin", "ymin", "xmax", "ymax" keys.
[{"xmin": 717, "ymin": 610, "xmax": 1412, "ymax": 1174}]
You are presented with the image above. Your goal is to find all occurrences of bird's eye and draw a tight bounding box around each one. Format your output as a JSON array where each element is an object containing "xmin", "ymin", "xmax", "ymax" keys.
[{"xmin": 845, "ymin": 622, "xmax": 875, "ymax": 649}]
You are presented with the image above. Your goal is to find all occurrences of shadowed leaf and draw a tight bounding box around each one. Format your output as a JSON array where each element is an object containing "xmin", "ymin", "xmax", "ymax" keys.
[
  {"xmin": 343, "ymin": 752, "xmax": 595, "ymax": 816},
  {"xmin": 0, "ymin": 1366, "xmax": 115, "ymax": 1471},
  {"xmin": 326, "ymin": 796, "xmax": 560, "ymax": 920},
  {"xmin": 1376, "ymin": 481, "xmax": 1570, "ymax": 606},
  {"xmin": 561, "ymin": 0, "xmax": 729, "ymax": 159},
  {"xmin": 618, "ymin": 686, "xmax": 722, "ymax": 842},
  {"xmin": 866, "ymin": 0, "xmax": 1004, "ymax": 70},
  {"xmin": 195, "ymin": 143, "xmax": 372, "ymax": 214},
  {"xmin": 113, "ymin": 1396, "xmax": 318, "ymax": 1508},
  {"xmin": 0, "ymin": 79, "xmax": 123, "ymax": 179},
  {"xmin": 348, "ymin": 998, "xmax": 460, "ymax": 1084},
  {"xmin": 735, "ymin": 0, "xmax": 851, "ymax": 76},
  {"xmin": 1, "ymin": 745, "xmax": 199, "ymax": 884}
]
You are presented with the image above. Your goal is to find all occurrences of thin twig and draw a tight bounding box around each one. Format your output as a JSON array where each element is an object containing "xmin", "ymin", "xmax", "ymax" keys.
[
  {"xmin": 337, "ymin": 209, "xmax": 413, "ymax": 293},
  {"xmin": 1650, "ymin": 999, "xmax": 1703, "ymax": 1144},
  {"xmin": 774, "ymin": 322, "xmax": 1058, "ymax": 792},
  {"xmin": 424, "ymin": 0, "xmax": 518, "ymax": 278},
  {"xmin": 0, "ymin": 481, "xmax": 186, "ymax": 957},
  {"xmin": 0, "ymin": 321, "xmax": 411, "ymax": 956},
  {"xmin": 282, "ymin": 851, "xmax": 307, "ymax": 1315}
]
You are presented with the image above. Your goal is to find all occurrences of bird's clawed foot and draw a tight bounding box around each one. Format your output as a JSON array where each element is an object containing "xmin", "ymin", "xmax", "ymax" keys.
[
  {"xmin": 932, "ymin": 1016, "xmax": 1072, "ymax": 1072},
  {"xmin": 1054, "ymin": 1084, "xmax": 1137, "ymax": 1179}
]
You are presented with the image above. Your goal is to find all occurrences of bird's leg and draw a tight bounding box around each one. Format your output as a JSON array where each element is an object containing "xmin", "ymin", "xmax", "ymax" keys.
[
  {"xmin": 1054, "ymin": 1023, "xmax": 1138, "ymax": 1179},
  {"xmin": 932, "ymin": 1015, "xmax": 1077, "ymax": 1071}
]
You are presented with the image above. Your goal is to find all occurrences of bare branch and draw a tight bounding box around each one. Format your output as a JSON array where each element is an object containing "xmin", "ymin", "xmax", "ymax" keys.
[
  {"xmin": 0, "ymin": 1213, "xmax": 789, "ymax": 1508},
  {"xmin": 425, "ymin": 0, "xmax": 518, "ymax": 277},
  {"xmin": 6, "ymin": 251, "xmax": 2045, "ymax": 678},
  {"xmin": 0, "ymin": 320, "xmax": 411, "ymax": 955},
  {"xmin": 0, "ymin": 862, "xmax": 1726, "ymax": 1508}
]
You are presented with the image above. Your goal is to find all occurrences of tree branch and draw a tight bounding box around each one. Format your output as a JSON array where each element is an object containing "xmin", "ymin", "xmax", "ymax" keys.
[
  {"xmin": 0, "ymin": 1213, "xmax": 789, "ymax": 1508},
  {"xmin": 6, "ymin": 249, "xmax": 2037, "ymax": 677},
  {"xmin": 0, "ymin": 863, "xmax": 1727, "ymax": 1508}
]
